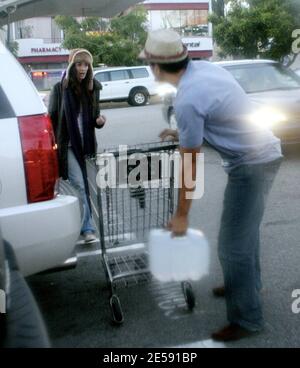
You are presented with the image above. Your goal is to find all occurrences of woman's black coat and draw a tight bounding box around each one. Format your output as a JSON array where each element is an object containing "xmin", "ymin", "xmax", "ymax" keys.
[{"xmin": 48, "ymin": 79, "xmax": 103, "ymax": 180}]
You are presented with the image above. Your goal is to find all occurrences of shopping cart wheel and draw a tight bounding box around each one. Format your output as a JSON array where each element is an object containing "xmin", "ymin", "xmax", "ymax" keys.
[
  {"xmin": 110, "ymin": 295, "xmax": 124, "ymax": 325},
  {"xmin": 182, "ymin": 282, "xmax": 195, "ymax": 311}
]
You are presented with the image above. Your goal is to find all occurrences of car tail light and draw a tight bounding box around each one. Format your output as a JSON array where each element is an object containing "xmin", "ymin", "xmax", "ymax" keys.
[
  {"xmin": 18, "ymin": 114, "xmax": 59, "ymax": 203},
  {"xmin": 32, "ymin": 71, "xmax": 48, "ymax": 78}
]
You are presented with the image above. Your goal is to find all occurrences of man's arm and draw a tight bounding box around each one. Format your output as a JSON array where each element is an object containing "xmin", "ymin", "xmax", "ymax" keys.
[
  {"xmin": 177, "ymin": 146, "xmax": 201, "ymax": 216},
  {"xmin": 167, "ymin": 145, "xmax": 201, "ymax": 236},
  {"xmin": 162, "ymin": 99, "xmax": 205, "ymax": 236}
]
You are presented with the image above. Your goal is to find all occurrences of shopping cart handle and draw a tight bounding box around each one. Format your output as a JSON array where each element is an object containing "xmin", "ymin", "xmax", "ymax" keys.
[{"xmin": 96, "ymin": 142, "xmax": 179, "ymax": 158}]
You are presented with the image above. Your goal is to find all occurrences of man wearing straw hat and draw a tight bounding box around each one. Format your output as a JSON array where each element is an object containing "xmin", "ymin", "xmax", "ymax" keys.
[{"xmin": 139, "ymin": 29, "xmax": 283, "ymax": 342}]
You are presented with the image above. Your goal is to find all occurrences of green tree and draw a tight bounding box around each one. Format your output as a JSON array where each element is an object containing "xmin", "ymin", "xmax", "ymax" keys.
[
  {"xmin": 210, "ymin": 0, "xmax": 300, "ymax": 61},
  {"xmin": 55, "ymin": 7, "xmax": 147, "ymax": 66},
  {"xmin": 110, "ymin": 7, "xmax": 147, "ymax": 45},
  {"xmin": 212, "ymin": 0, "xmax": 225, "ymax": 17}
]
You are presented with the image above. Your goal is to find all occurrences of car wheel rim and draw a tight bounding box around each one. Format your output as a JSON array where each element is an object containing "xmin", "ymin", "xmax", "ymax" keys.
[{"xmin": 135, "ymin": 93, "xmax": 146, "ymax": 104}]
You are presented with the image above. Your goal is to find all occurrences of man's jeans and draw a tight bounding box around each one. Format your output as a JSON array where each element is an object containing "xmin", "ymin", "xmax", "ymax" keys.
[
  {"xmin": 68, "ymin": 148, "xmax": 95, "ymax": 235},
  {"xmin": 218, "ymin": 158, "xmax": 282, "ymax": 331}
]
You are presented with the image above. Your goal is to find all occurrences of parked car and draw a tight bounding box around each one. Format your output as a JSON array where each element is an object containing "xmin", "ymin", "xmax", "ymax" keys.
[
  {"xmin": 163, "ymin": 60, "xmax": 300, "ymax": 144},
  {"xmin": 30, "ymin": 70, "xmax": 64, "ymax": 108},
  {"xmin": 0, "ymin": 228, "xmax": 50, "ymax": 348},
  {"xmin": 94, "ymin": 66, "xmax": 158, "ymax": 106},
  {"xmin": 30, "ymin": 69, "xmax": 64, "ymax": 92},
  {"xmin": 0, "ymin": 41, "xmax": 81, "ymax": 277}
]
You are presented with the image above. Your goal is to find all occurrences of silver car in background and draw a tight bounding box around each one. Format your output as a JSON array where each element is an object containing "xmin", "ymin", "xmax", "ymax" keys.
[{"xmin": 163, "ymin": 60, "xmax": 300, "ymax": 144}]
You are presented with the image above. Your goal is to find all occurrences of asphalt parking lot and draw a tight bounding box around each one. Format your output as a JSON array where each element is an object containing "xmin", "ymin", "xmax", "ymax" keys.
[{"xmin": 28, "ymin": 103, "xmax": 300, "ymax": 348}]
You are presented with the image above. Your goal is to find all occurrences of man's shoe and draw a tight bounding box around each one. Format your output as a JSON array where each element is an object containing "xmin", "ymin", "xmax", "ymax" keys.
[
  {"xmin": 83, "ymin": 232, "xmax": 97, "ymax": 244},
  {"xmin": 212, "ymin": 324, "xmax": 258, "ymax": 342},
  {"xmin": 213, "ymin": 286, "xmax": 226, "ymax": 297}
]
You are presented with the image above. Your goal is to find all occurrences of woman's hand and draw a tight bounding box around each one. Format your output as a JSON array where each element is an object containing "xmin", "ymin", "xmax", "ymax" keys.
[
  {"xmin": 159, "ymin": 129, "xmax": 178, "ymax": 142},
  {"xmin": 96, "ymin": 115, "xmax": 107, "ymax": 127}
]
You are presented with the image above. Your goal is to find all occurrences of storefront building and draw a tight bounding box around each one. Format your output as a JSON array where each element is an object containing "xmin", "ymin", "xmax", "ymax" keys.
[
  {"xmin": 10, "ymin": 17, "xmax": 69, "ymax": 70},
  {"xmin": 17, "ymin": 38, "xmax": 69, "ymax": 70}
]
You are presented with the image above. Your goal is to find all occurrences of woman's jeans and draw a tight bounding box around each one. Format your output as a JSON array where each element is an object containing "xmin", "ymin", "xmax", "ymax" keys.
[
  {"xmin": 218, "ymin": 158, "xmax": 282, "ymax": 331},
  {"xmin": 68, "ymin": 148, "xmax": 95, "ymax": 235}
]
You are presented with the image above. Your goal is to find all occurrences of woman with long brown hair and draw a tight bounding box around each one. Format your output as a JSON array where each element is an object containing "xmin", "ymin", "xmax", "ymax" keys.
[{"xmin": 49, "ymin": 49, "xmax": 106, "ymax": 243}]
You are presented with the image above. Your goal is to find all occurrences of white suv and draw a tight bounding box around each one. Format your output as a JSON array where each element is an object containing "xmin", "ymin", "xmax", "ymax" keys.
[
  {"xmin": 94, "ymin": 66, "xmax": 158, "ymax": 106},
  {"xmin": 0, "ymin": 42, "xmax": 81, "ymax": 277}
]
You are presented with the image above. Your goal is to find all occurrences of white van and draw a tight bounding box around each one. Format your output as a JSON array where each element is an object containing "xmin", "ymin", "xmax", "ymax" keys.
[
  {"xmin": 94, "ymin": 66, "xmax": 158, "ymax": 106},
  {"xmin": 0, "ymin": 41, "xmax": 81, "ymax": 276}
]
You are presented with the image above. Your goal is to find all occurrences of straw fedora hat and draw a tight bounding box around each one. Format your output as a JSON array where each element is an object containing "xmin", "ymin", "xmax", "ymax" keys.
[{"xmin": 139, "ymin": 29, "xmax": 188, "ymax": 64}]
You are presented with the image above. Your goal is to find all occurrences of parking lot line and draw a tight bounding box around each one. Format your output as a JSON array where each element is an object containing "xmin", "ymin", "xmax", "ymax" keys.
[
  {"xmin": 171, "ymin": 339, "xmax": 225, "ymax": 348},
  {"xmin": 76, "ymin": 241, "xmax": 146, "ymax": 258}
]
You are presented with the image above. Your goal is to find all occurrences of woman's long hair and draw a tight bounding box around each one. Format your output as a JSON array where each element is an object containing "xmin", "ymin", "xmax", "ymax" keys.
[{"xmin": 68, "ymin": 64, "xmax": 94, "ymax": 104}]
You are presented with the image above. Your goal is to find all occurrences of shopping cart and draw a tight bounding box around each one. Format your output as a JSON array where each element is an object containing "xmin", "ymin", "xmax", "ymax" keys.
[{"xmin": 86, "ymin": 142, "xmax": 196, "ymax": 324}]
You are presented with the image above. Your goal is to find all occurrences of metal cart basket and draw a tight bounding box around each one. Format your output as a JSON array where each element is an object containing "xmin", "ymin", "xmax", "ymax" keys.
[{"xmin": 86, "ymin": 142, "xmax": 195, "ymax": 324}]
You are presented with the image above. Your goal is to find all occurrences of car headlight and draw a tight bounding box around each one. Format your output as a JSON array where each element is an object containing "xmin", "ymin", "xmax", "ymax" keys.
[
  {"xmin": 249, "ymin": 108, "xmax": 287, "ymax": 129},
  {"xmin": 156, "ymin": 84, "xmax": 177, "ymax": 97}
]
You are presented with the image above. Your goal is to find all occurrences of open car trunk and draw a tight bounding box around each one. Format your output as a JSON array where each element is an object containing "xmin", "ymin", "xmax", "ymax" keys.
[{"xmin": 0, "ymin": 0, "xmax": 142, "ymax": 26}]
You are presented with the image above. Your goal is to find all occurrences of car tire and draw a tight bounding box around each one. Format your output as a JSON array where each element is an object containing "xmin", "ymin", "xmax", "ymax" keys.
[
  {"xmin": 3, "ymin": 271, "xmax": 51, "ymax": 348},
  {"xmin": 2, "ymin": 241, "xmax": 50, "ymax": 348},
  {"xmin": 128, "ymin": 89, "xmax": 149, "ymax": 106}
]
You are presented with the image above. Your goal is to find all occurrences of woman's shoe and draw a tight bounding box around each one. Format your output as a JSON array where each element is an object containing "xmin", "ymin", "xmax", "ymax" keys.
[{"xmin": 83, "ymin": 232, "xmax": 96, "ymax": 244}]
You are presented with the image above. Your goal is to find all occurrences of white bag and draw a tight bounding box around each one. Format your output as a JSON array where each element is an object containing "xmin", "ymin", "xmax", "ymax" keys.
[{"xmin": 148, "ymin": 228, "xmax": 210, "ymax": 282}]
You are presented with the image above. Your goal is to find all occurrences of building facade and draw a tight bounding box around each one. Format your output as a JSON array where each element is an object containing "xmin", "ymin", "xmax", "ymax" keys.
[
  {"xmin": 9, "ymin": 17, "xmax": 69, "ymax": 70},
  {"xmin": 143, "ymin": 0, "xmax": 213, "ymax": 60},
  {"xmin": 5, "ymin": 0, "xmax": 213, "ymax": 70}
]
